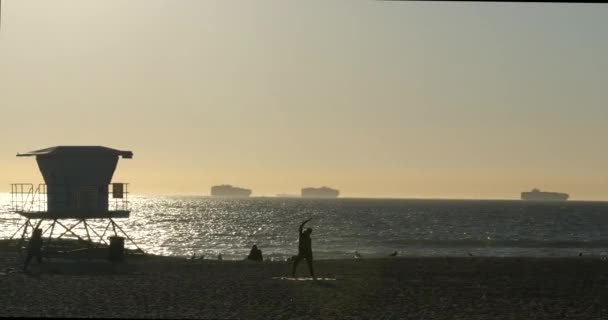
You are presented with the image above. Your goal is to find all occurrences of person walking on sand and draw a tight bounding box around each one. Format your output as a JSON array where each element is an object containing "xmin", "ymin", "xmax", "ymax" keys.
[
  {"xmin": 292, "ymin": 218, "xmax": 316, "ymax": 280},
  {"xmin": 23, "ymin": 228, "xmax": 43, "ymax": 271}
]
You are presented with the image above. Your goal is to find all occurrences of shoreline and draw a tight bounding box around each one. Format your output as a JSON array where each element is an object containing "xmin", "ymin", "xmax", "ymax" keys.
[{"xmin": 3, "ymin": 238, "xmax": 607, "ymax": 261}]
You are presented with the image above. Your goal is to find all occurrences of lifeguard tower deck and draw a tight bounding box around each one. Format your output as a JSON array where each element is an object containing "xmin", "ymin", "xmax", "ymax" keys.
[{"xmin": 9, "ymin": 146, "xmax": 143, "ymax": 254}]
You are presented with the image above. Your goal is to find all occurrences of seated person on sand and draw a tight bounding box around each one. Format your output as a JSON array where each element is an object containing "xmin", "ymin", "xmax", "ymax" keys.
[
  {"xmin": 23, "ymin": 228, "xmax": 43, "ymax": 271},
  {"xmin": 247, "ymin": 244, "xmax": 263, "ymax": 261}
]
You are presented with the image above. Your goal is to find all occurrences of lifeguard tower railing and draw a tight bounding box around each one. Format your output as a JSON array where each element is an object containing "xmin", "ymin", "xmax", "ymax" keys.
[{"xmin": 10, "ymin": 183, "xmax": 130, "ymax": 218}]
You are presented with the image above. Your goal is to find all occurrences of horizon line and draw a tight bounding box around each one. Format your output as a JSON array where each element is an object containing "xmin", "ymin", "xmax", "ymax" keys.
[{"xmin": 0, "ymin": 192, "xmax": 602, "ymax": 202}]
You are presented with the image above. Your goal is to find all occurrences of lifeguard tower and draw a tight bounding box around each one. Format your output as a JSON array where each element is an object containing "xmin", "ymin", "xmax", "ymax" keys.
[{"xmin": 9, "ymin": 146, "xmax": 143, "ymax": 256}]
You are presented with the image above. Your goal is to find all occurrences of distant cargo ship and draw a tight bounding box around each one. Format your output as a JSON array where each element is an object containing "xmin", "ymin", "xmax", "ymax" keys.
[
  {"xmin": 301, "ymin": 186, "xmax": 339, "ymax": 198},
  {"xmin": 521, "ymin": 188, "xmax": 569, "ymax": 201},
  {"xmin": 211, "ymin": 185, "xmax": 252, "ymax": 198}
]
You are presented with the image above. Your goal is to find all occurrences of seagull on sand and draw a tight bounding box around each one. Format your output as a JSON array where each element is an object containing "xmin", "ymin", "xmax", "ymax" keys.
[
  {"xmin": 467, "ymin": 251, "xmax": 474, "ymax": 257},
  {"xmin": 579, "ymin": 252, "xmax": 583, "ymax": 257},
  {"xmin": 188, "ymin": 253, "xmax": 196, "ymax": 260},
  {"xmin": 217, "ymin": 253, "xmax": 223, "ymax": 261},
  {"xmin": 354, "ymin": 251, "xmax": 362, "ymax": 259},
  {"xmin": 389, "ymin": 251, "xmax": 398, "ymax": 257}
]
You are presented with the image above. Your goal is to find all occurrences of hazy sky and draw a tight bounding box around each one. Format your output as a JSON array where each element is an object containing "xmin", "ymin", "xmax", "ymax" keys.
[{"xmin": 1, "ymin": 0, "xmax": 607, "ymax": 199}]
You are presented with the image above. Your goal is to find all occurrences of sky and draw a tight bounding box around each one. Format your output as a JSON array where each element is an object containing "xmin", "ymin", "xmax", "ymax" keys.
[{"xmin": 0, "ymin": 0, "xmax": 607, "ymax": 199}]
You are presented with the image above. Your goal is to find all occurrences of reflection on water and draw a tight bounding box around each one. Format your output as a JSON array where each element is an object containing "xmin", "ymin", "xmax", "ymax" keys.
[{"xmin": 1, "ymin": 193, "xmax": 608, "ymax": 260}]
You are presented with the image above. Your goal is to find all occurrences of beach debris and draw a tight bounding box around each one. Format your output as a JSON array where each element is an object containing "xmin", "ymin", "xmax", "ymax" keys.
[
  {"xmin": 354, "ymin": 251, "xmax": 362, "ymax": 259},
  {"xmin": 389, "ymin": 251, "xmax": 398, "ymax": 257},
  {"xmin": 3, "ymin": 267, "xmax": 18, "ymax": 274},
  {"xmin": 467, "ymin": 251, "xmax": 474, "ymax": 257},
  {"xmin": 188, "ymin": 253, "xmax": 196, "ymax": 260},
  {"xmin": 578, "ymin": 252, "xmax": 583, "ymax": 257},
  {"xmin": 217, "ymin": 253, "xmax": 223, "ymax": 261}
]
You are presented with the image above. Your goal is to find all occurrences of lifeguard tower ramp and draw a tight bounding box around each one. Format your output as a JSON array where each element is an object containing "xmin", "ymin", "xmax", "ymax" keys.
[{"xmin": 9, "ymin": 146, "xmax": 143, "ymax": 254}]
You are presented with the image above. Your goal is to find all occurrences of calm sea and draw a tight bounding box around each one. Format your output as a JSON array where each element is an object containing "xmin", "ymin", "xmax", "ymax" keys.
[{"xmin": 2, "ymin": 194, "xmax": 608, "ymax": 260}]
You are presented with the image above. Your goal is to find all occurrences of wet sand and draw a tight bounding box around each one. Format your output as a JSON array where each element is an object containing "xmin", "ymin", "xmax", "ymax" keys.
[{"xmin": 1, "ymin": 241, "xmax": 607, "ymax": 319}]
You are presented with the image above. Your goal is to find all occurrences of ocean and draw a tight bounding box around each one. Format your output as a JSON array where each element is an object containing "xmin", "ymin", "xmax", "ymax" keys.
[{"xmin": 2, "ymin": 194, "xmax": 608, "ymax": 260}]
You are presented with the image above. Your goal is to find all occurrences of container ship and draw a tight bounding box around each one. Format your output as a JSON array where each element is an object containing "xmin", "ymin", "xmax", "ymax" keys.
[
  {"xmin": 521, "ymin": 188, "xmax": 569, "ymax": 201},
  {"xmin": 301, "ymin": 186, "xmax": 339, "ymax": 198},
  {"xmin": 210, "ymin": 185, "xmax": 252, "ymax": 198}
]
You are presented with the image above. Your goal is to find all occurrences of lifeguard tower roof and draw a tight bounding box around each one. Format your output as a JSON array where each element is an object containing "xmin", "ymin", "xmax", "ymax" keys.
[{"xmin": 17, "ymin": 146, "xmax": 133, "ymax": 158}]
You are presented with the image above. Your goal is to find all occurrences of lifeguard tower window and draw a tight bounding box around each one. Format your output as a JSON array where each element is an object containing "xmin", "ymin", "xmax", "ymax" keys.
[
  {"xmin": 11, "ymin": 146, "xmax": 133, "ymax": 219},
  {"xmin": 113, "ymin": 183, "xmax": 124, "ymax": 199}
]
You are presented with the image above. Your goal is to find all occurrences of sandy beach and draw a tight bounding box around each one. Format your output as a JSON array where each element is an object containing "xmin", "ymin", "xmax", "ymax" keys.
[{"xmin": 0, "ymin": 241, "xmax": 607, "ymax": 319}]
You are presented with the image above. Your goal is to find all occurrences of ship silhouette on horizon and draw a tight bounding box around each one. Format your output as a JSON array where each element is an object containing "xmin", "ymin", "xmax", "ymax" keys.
[
  {"xmin": 301, "ymin": 186, "xmax": 340, "ymax": 199},
  {"xmin": 521, "ymin": 188, "xmax": 569, "ymax": 201},
  {"xmin": 211, "ymin": 185, "xmax": 252, "ymax": 198}
]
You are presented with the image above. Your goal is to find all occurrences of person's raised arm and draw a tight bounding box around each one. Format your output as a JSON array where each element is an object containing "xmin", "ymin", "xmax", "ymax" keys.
[{"xmin": 299, "ymin": 218, "xmax": 312, "ymax": 234}]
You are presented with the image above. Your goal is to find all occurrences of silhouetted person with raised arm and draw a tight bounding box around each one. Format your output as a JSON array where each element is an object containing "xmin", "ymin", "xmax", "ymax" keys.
[
  {"xmin": 292, "ymin": 218, "xmax": 316, "ymax": 280},
  {"xmin": 23, "ymin": 228, "xmax": 43, "ymax": 271}
]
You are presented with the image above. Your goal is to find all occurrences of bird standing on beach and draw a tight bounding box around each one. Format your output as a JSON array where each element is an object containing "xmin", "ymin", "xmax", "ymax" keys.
[
  {"xmin": 467, "ymin": 251, "xmax": 474, "ymax": 257},
  {"xmin": 354, "ymin": 251, "xmax": 362, "ymax": 259},
  {"xmin": 389, "ymin": 251, "xmax": 398, "ymax": 257},
  {"xmin": 217, "ymin": 253, "xmax": 223, "ymax": 261}
]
